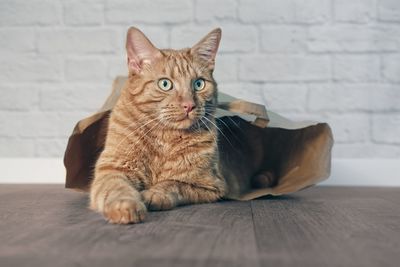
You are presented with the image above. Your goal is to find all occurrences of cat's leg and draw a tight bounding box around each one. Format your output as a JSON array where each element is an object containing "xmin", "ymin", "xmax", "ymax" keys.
[
  {"xmin": 89, "ymin": 171, "xmax": 146, "ymax": 224},
  {"xmin": 141, "ymin": 178, "xmax": 226, "ymax": 211}
]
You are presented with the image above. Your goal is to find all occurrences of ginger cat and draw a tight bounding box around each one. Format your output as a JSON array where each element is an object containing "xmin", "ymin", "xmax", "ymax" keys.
[{"xmin": 89, "ymin": 27, "xmax": 227, "ymax": 224}]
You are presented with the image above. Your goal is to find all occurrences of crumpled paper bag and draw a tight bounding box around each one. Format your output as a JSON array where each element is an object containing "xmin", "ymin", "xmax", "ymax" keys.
[{"xmin": 64, "ymin": 76, "xmax": 334, "ymax": 200}]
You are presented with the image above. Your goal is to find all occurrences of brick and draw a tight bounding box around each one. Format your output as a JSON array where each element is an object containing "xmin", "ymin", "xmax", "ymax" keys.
[
  {"xmin": 35, "ymin": 138, "xmax": 68, "ymax": 157},
  {"xmin": 278, "ymin": 112, "xmax": 325, "ymax": 123},
  {"xmin": 308, "ymin": 25, "xmax": 398, "ymax": 53},
  {"xmin": 372, "ymin": 114, "xmax": 400, "ymax": 144},
  {"xmin": 0, "ymin": 137, "xmax": 35, "ymax": 157},
  {"xmin": 0, "ymin": 111, "xmax": 87, "ymax": 139},
  {"xmin": 130, "ymin": 26, "xmax": 170, "ymax": 49},
  {"xmin": 218, "ymin": 83, "xmax": 263, "ymax": 105},
  {"xmin": 292, "ymin": 0, "xmax": 330, "ymax": 24},
  {"xmin": 308, "ymin": 84, "xmax": 370, "ymax": 111},
  {"xmin": 40, "ymin": 85, "xmax": 110, "ymax": 111},
  {"xmin": 382, "ymin": 54, "xmax": 400, "ymax": 82},
  {"xmin": 261, "ymin": 84, "xmax": 308, "ymax": 112},
  {"xmin": 261, "ymin": 26, "xmax": 307, "ymax": 53},
  {"xmin": 65, "ymin": 58, "xmax": 108, "ymax": 82},
  {"xmin": 63, "ymin": 0, "xmax": 104, "ymax": 26},
  {"xmin": 0, "ymin": 112, "xmax": 22, "ymax": 137},
  {"xmin": 214, "ymin": 55, "xmax": 237, "ymax": 83},
  {"xmin": 308, "ymin": 41, "xmax": 397, "ymax": 53},
  {"xmin": 0, "ymin": 0, "xmax": 60, "ymax": 26},
  {"xmin": 239, "ymin": 55, "xmax": 330, "ymax": 82},
  {"xmin": 105, "ymin": 0, "xmax": 192, "ymax": 24},
  {"xmin": 0, "ymin": 29, "xmax": 35, "ymax": 54},
  {"xmin": 333, "ymin": 143, "xmax": 400, "ymax": 158},
  {"xmin": 309, "ymin": 84, "xmax": 400, "ymax": 112},
  {"xmin": 3, "ymin": 111, "xmax": 85, "ymax": 140},
  {"xmin": 58, "ymin": 112, "xmax": 92, "ymax": 137},
  {"xmin": 218, "ymin": 25, "xmax": 258, "ymax": 53},
  {"xmin": 379, "ymin": 23, "xmax": 400, "ymax": 38},
  {"xmin": 270, "ymin": 113, "xmax": 370, "ymax": 144},
  {"xmin": 238, "ymin": 0, "xmax": 292, "ymax": 23},
  {"xmin": 195, "ymin": 0, "xmax": 237, "ymax": 22},
  {"xmin": 107, "ymin": 56, "xmax": 128, "ymax": 79},
  {"xmin": 378, "ymin": 0, "xmax": 400, "ymax": 22},
  {"xmin": 369, "ymin": 85, "xmax": 400, "ymax": 111},
  {"xmin": 171, "ymin": 25, "xmax": 257, "ymax": 53},
  {"xmin": 0, "ymin": 111, "xmax": 59, "ymax": 138},
  {"xmin": 334, "ymin": 0, "xmax": 376, "ymax": 23},
  {"xmin": 326, "ymin": 114, "xmax": 370, "ymax": 143},
  {"xmin": 0, "ymin": 56, "xmax": 62, "ymax": 82},
  {"xmin": 239, "ymin": 0, "xmax": 329, "ymax": 24},
  {"xmin": 0, "ymin": 85, "xmax": 39, "ymax": 111},
  {"xmin": 37, "ymin": 29, "xmax": 118, "ymax": 54},
  {"xmin": 333, "ymin": 55, "xmax": 380, "ymax": 82},
  {"xmin": 21, "ymin": 112, "xmax": 61, "ymax": 138}
]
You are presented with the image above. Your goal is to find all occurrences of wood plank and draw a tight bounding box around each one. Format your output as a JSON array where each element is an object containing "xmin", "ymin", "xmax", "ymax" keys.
[
  {"xmin": 251, "ymin": 186, "xmax": 400, "ymax": 267},
  {"xmin": 0, "ymin": 185, "xmax": 258, "ymax": 267},
  {"xmin": 1, "ymin": 185, "xmax": 400, "ymax": 267}
]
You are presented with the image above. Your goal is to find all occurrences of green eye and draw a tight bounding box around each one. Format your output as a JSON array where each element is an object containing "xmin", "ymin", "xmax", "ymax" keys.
[
  {"xmin": 193, "ymin": 78, "xmax": 205, "ymax": 91},
  {"xmin": 158, "ymin": 78, "xmax": 173, "ymax": 91}
]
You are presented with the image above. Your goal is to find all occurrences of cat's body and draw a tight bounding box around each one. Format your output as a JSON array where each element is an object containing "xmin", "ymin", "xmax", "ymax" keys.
[{"xmin": 90, "ymin": 28, "xmax": 227, "ymax": 224}]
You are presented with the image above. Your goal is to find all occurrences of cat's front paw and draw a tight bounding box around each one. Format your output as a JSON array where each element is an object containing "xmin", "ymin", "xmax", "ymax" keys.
[
  {"xmin": 141, "ymin": 189, "xmax": 177, "ymax": 211},
  {"xmin": 103, "ymin": 198, "xmax": 147, "ymax": 224}
]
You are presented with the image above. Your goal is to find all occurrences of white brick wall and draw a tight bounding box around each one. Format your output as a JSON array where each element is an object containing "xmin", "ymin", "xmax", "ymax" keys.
[{"xmin": 0, "ymin": 0, "xmax": 399, "ymax": 158}]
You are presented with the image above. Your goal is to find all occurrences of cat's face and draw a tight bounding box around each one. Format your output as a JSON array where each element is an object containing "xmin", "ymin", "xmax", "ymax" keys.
[
  {"xmin": 125, "ymin": 27, "xmax": 221, "ymax": 130},
  {"xmin": 128, "ymin": 49, "xmax": 217, "ymax": 130}
]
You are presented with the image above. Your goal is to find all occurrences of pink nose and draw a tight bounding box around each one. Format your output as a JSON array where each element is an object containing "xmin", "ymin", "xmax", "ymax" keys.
[{"xmin": 182, "ymin": 101, "xmax": 195, "ymax": 114}]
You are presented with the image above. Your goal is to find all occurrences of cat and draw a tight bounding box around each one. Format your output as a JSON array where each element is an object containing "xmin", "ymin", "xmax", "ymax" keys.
[{"xmin": 89, "ymin": 27, "xmax": 227, "ymax": 224}]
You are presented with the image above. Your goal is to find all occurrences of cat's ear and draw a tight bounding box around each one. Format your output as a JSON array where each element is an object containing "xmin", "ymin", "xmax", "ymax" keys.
[
  {"xmin": 191, "ymin": 28, "xmax": 222, "ymax": 70},
  {"xmin": 126, "ymin": 27, "xmax": 162, "ymax": 74}
]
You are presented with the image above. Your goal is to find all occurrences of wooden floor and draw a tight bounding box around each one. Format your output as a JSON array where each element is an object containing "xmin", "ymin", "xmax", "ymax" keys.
[{"xmin": 0, "ymin": 185, "xmax": 399, "ymax": 267}]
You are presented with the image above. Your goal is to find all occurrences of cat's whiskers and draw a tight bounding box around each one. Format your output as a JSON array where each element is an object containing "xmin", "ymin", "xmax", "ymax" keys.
[
  {"xmin": 124, "ymin": 114, "xmax": 182, "ymax": 165},
  {"xmin": 130, "ymin": 117, "xmax": 168, "ymax": 148},
  {"xmin": 194, "ymin": 121, "xmax": 201, "ymax": 133},
  {"xmin": 123, "ymin": 115, "xmax": 175, "ymax": 160},
  {"xmin": 114, "ymin": 112, "xmax": 155, "ymax": 133},
  {"xmin": 199, "ymin": 117, "xmax": 218, "ymax": 145},
  {"xmin": 204, "ymin": 112, "xmax": 242, "ymax": 145},
  {"xmin": 122, "ymin": 120, "xmax": 165, "ymax": 161},
  {"xmin": 209, "ymin": 108, "xmax": 245, "ymax": 134},
  {"xmin": 226, "ymin": 117, "xmax": 243, "ymax": 131},
  {"xmin": 129, "ymin": 127, "xmax": 164, "ymax": 163},
  {"xmin": 114, "ymin": 115, "xmax": 161, "ymax": 154},
  {"xmin": 115, "ymin": 118, "xmax": 158, "ymax": 153},
  {"xmin": 202, "ymin": 115, "xmax": 236, "ymax": 149}
]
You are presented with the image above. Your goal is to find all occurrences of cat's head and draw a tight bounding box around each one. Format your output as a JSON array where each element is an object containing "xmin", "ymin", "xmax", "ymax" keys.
[{"xmin": 123, "ymin": 27, "xmax": 221, "ymax": 130}]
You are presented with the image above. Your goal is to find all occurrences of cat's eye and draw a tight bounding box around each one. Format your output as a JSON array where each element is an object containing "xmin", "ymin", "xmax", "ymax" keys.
[
  {"xmin": 193, "ymin": 78, "xmax": 205, "ymax": 91},
  {"xmin": 158, "ymin": 78, "xmax": 173, "ymax": 91}
]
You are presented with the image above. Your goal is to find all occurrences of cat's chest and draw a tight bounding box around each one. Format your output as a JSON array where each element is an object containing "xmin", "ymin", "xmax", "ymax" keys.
[
  {"xmin": 152, "ymin": 134, "xmax": 201, "ymax": 161},
  {"xmin": 141, "ymin": 132, "xmax": 216, "ymax": 180}
]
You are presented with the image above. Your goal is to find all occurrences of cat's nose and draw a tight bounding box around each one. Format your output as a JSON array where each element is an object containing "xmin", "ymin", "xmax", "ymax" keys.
[{"xmin": 182, "ymin": 101, "xmax": 196, "ymax": 114}]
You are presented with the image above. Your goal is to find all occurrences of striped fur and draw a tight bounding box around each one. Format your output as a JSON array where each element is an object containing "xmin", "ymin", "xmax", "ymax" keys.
[{"xmin": 89, "ymin": 28, "xmax": 226, "ymax": 224}]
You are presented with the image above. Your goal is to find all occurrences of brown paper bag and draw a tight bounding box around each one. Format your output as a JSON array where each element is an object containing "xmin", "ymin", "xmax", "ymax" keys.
[{"xmin": 64, "ymin": 76, "xmax": 333, "ymax": 200}]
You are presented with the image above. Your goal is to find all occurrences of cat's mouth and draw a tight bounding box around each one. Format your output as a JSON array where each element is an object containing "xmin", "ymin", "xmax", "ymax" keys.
[{"xmin": 170, "ymin": 113, "xmax": 201, "ymax": 129}]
